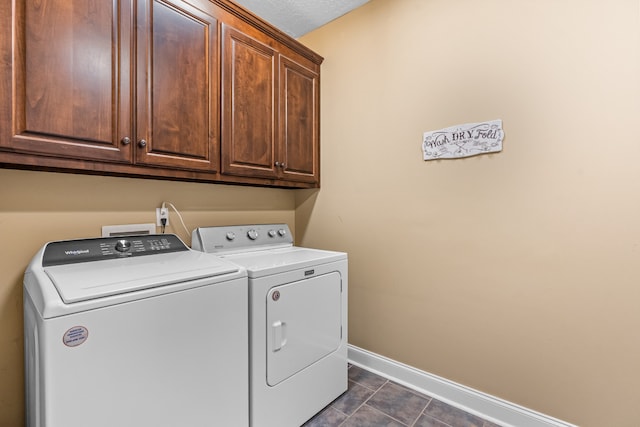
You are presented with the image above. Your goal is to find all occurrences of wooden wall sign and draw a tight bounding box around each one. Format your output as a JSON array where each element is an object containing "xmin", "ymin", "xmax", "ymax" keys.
[{"xmin": 422, "ymin": 120, "xmax": 504, "ymax": 161}]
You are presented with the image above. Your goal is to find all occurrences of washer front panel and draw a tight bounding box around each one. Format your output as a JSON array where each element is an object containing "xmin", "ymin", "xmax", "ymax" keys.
[{"xmin": 24, "ymin": 273, "xmax": 249, "ymax": 427}]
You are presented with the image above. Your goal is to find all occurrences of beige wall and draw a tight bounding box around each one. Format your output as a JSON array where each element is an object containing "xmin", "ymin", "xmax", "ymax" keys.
[
  {"xmin": 298, "ymin": 0, "xmax": 640, "ymax": 426},
  {"xmin": 0, "ymin": 168, "xmax": 295, "ymax": 426}
]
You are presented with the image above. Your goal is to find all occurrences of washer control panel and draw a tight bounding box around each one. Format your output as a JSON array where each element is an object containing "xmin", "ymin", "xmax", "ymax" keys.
[
  {"xmin": 192, "ymin": 224, "xmax": 293, "ymax": 253},
  {"xmin": 42, "ymin": 234, "xmax": 188, "ymax": 266}
]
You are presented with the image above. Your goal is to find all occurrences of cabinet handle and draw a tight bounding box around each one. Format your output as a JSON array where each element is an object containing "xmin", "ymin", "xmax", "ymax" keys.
[
  {"xmin": 274, "ymin": 161, "xmax": 281, "ymax": 167},
  {"xmin": 274, "ymin": 162, "xmax": 286, "ymax": 168},
  {"xmin": 121, "ymin": 137, "xmax": 131, "ymax": 145},
  {"xmin": 280, "ymin": 163, "xmax": 286, "ymax": 169},
  {"xmin": 138, "ymin": 139, "xmax": 147, "ymax": 148}
]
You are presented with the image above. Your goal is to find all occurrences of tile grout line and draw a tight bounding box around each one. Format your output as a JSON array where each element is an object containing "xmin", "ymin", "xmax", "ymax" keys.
[
  {"xmin": 313, "ymin": 365, "xmax": 505, "ymax": 427},
  {"xmin": 360, "ymin": 401, "xmax": 414, "ymax": 427},
  {"xmin": 344, "ymin": 378, "xmax": 431, "ymax": 427},
  {"xmin": 347, "ymin": 368, "xmax": 432, "ymax": 427},
  {"xmin": 337, "ymin": 378, "xmax": 390, "ymax": 426},
  {"xmin": 361, "ymin": 370, "xmax": 476, "ymax": 427},
  {"xmin": 408, "ymin": 397, "xmax": 434, "ymax": 427}
]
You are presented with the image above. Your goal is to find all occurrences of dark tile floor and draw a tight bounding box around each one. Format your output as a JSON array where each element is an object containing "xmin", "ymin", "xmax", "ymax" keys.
[{"xmin": 303, "ymin": 365, "xmax": 502, "ymax": 427}]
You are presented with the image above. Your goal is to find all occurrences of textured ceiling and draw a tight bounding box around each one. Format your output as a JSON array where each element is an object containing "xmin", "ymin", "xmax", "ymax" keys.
[{"xmin": 233, "ymin": 0, "xmax": 370, "ymax": 38}]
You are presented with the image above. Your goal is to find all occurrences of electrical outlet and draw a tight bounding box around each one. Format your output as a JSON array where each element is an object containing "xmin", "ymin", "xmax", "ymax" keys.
[{"xmin": 156, "ymin": 208, "xmax": 169, "ymax": 226}]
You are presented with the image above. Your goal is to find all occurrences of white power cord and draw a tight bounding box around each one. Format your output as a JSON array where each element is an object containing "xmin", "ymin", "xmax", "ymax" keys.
[{"xmin": 161, "ymin": 201, "xmax": 191, "ymax": 238}]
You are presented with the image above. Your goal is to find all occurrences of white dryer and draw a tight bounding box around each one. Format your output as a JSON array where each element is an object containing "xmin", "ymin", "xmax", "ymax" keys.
[
  {"xmin": 192, "ymin": 224, "xmax": 348, "ymax": 427},
  {"xmin": 23, "ymin": 234, "xmax": 249, "ymax": 427}
]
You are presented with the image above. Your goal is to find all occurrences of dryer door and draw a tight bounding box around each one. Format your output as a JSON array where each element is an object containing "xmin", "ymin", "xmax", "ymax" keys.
[{"xmin": 266, "ymin": 271, "xmax": 342, "ymax": 386}]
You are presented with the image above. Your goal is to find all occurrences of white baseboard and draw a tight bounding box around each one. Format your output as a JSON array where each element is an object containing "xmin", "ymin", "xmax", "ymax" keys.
[{"xmin": 347, "ymin": 345, "xmax": 578, "ymax": 427}]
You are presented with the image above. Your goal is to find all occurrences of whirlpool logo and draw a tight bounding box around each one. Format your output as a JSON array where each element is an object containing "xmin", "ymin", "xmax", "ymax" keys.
[{"xmin": 64, "ymin": 249, "xmax": 90, "ymax": 256}]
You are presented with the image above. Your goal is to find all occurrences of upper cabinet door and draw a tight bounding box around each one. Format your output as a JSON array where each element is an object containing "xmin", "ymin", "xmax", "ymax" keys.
[
  {"xmin": 135, "ymin": 0, "xmax": 219, "ymax": 172},
  {"xmin": 279, "ymin": 55, "xmax": 319, "ymax": 184},
  {"xmin": 220, "ymin": 23, "xmax": 278, "ymax": 179},
  {"xmin": 1, "ymin": 0, "xmax": 134, "ymax": 163}
]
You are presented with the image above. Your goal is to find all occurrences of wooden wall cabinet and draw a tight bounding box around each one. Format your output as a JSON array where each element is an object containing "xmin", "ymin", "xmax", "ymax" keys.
[
  {"xmin": 0, "ymin": 0, "xmax": 219, "ymax": 173},
  {"xmin": 221, "ymin": 23, "xmax": 319, "ymax": 185},
  {"xmin": 0, "ymin": 0, "xmax": 323, "ymax": 188},
  {"xmin": 138, "ymin": 0, "xmax": 220, "ymax": 172},
  {"xmin": 279, "ymin": 55, "xmax": 320, "ymax": 184}
]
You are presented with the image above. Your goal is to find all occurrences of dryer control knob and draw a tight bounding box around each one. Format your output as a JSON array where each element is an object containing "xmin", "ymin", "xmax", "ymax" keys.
[
  {"xmin": 277, "ymin": 229, "xmax": 287, "ymax": 237},
  {"xmin": 268, "ymin": 230, "xmax": 277, "ymax": 238},
  {"xmin": 247, "ymin": 229, "xmax": 259, "ymax": 240},
  {"xmin": 226, "ymin": 232, "xmax": 236, "ymax": 241}
]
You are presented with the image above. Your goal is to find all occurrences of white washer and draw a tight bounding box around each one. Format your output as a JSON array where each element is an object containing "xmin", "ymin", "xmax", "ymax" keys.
[
  {"xmin": 192, "ymin": 224, "xmax": 348, "ymax": 427},
  {"xmin": 23, "ymin": 234, "xmax": 249, "ymax": 427}
]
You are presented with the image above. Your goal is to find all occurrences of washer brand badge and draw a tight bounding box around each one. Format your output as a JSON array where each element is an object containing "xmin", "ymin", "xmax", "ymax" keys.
[
  {"xmin": 63, "ymin": 326, "xmax": 89, "ymax": 347},
  {"xmin": 65, "ymin": 249, "xmax": 90, "ymax": 256}
]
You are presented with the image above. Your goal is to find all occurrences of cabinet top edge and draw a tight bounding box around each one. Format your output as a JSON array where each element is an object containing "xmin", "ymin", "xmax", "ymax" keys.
[{"xmin": 212, "ymin": 0, "xmax": 324, "ymax": 65}]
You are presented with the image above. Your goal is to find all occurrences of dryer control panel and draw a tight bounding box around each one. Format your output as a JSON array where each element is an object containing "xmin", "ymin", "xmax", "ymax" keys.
[
  {"xmin": 42, "ymin": 234, "xmax": 187, "ymax": 266},
  {"xmin": 192, "ymin": 224, "xmax": 293, "ymax": 254}
]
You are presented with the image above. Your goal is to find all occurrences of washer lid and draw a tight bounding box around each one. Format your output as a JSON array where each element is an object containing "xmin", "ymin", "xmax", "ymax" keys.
[
  {"xmin": 45, "ymin": 251, "xmax": 238, "ymax": 304},
  {"xmin": 223, "ymin": 247, "xmax": 346, "ymax": 278}
]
